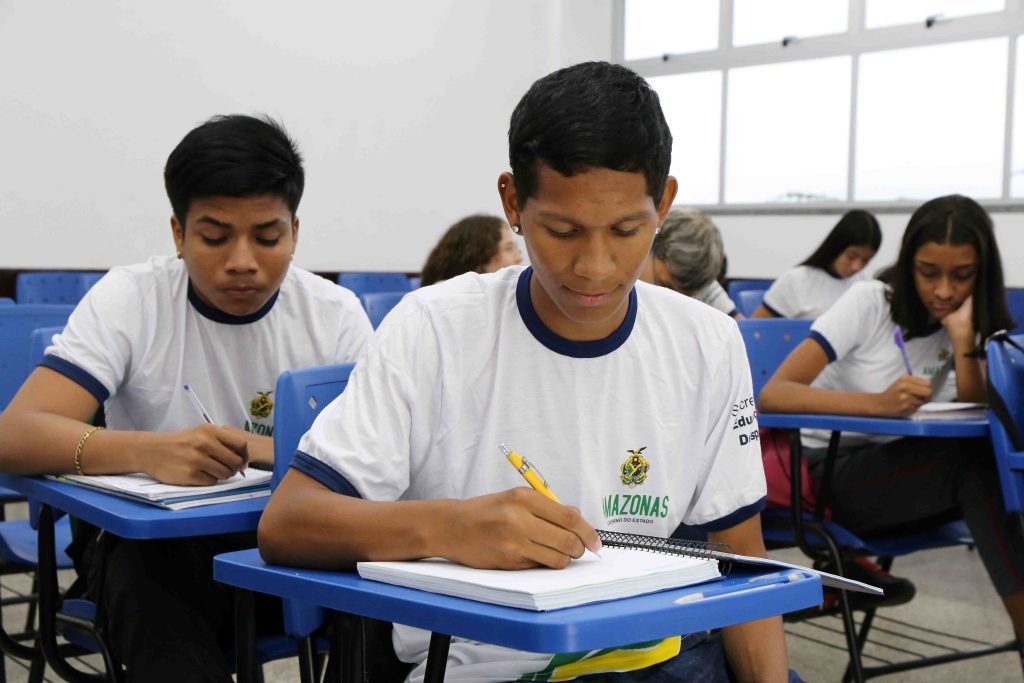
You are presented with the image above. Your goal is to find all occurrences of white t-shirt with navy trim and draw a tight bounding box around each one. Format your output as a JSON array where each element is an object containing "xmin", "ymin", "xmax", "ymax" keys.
[
  {"xmin": 692, "ymin": 280, "xmax": 738, "ymax": 317},
  {"xmin": 41, "ymin": 255, "xmax": 372, "ymax": 437},
  {"xmin": 293, "ymin": 265, "xmax": 766, "ymax": 682},
  {"xmin": 762, "ymin": 265, "xmax": 864, "ymax": 319},
  {"xmin": 803, "ymin": 280, "xmax": 956, "ymax": 449}
]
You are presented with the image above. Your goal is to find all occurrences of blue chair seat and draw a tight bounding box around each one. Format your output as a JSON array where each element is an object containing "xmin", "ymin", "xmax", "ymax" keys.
[{"xmin": 0, "ymin": 516, "xmax": 73, "ymax": 568}]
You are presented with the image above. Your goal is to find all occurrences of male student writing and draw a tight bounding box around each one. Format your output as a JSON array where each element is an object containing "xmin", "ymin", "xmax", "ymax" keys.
[
  {"xmin": 260, "ymin": 62, "xmax": 796, "ymax": 682},
  {"xmin": 0, "ymin": 115, "xmax": 372, "ymax": 681}
]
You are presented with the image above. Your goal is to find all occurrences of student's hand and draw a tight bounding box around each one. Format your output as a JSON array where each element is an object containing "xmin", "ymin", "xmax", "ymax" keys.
[
  {"xmin": 876, "ymin": 375, "xmax": 932, "ymax": 416},
  {"xmin": 144, "ymin": 424, "xmax": 249, "ymax": 485},
  {"xmin": 940, "ymin": 295, "xmax": 975, "ymax": 342},
  {"xmin": 442, "ymin": 488, "xmax": 602, "ymax": 570},
  {"xmin": 222, "ymin": 425, "xmax": 273, "ymax": 468}
]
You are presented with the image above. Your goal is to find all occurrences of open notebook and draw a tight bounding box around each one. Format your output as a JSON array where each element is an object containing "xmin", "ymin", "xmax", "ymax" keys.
[
  {"xmin": 48, "ymin": 470, "xmax": 272, "ymax": 510},
  {"xmin": 910, "ymin": 402, "xmax": 987, "ymax": 421},
  {"xmin": 357, "ymin": 546, "xmax": 721, "ymax": 611}
]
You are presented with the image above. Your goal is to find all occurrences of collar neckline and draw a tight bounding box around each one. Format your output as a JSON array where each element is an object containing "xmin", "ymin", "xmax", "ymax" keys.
[
  {"xmin": 187, "ymin": 280, "xmax": 279, "ymax": 325},
  {"xmin": 515, "ymin": 267, "xmax": 637, "ymax": 358}
]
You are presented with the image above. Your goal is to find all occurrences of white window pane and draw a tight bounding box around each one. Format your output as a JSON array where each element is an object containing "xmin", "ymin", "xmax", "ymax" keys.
[
  {"xmin": 650, "ymin": 71, "xmax": 723, "ymax": 204},
  {"xmin": 856, "ymin": 39, "xmax": 1007, "ymax": 201},
  {"xmin": 725, "ymin": 57, "xmax": 850, "ymax": 203},
  {"xmin": 733, "ymin": 0, "xmax": 847, "ymax": 47},
  {"xmin": 1011, "ymin": 36, "xmax": 1024, "ymax": 197},
  {"xmin": 624, "ymin": 0, "xmax": 719, "ymax": 61},
  {"xmin": 866, "ymin": 0, "xmax": 1004, "ymax": 29}
]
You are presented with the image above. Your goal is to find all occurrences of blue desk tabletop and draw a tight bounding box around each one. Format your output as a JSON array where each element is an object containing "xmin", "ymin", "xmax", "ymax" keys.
[
  {"xmin": 214, "ymin": 548, "xmax": 823, "ymax": 653},
  {"xmin": 757, "ymin": 413, "xmax": 989, "ymax": 438},
  {"xmin": 0, "ymin": 474, "xmax": 265, "ymax": 540}
]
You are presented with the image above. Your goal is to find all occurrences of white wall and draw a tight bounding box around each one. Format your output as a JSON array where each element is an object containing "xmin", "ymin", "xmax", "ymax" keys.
[{"xmin": 0, "ymin": 0, "xmax": 612, "ymax": 272}]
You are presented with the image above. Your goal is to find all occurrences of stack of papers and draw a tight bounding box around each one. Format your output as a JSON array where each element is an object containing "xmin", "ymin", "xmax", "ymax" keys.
[
  {"xmin": 48, "ymin": 470, "xmax": 272, "ymax": 510},
  {"xmin": 910, "ymin": 402, "xmax": 987, "ymax": 422},
  {"xmin": 357, "ymin": 546, "xmax": 721, "ymax": 611}
]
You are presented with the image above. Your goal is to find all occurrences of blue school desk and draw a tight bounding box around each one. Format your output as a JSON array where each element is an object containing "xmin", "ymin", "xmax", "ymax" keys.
[
  {"xmin": 214, "ymin": 548, "xmax": 823, "ymax": 682},
  {"xmin": 0, "ymin": 473, "xmax": 266, "ymax": 681},
  {"xmin": 757, "ymin": 413, "xmax": 990, "ymax": 438}
]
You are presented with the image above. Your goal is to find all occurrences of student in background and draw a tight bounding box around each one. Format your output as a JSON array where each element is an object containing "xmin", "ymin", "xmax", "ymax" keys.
[
  {"xmin": 420, "ymin": 213, "xmax": 522, "ymax": 285},
  {"xmin": 0, "ymin": 115, "xmax": 372, "ymax": 681},
  {"xmin": 639, "ymin": 207, "xmax": 742, "ymax": 318},
  {"xmin": 753, "ymin": 209, "xmax": 881, "ymax": 319},
  {"xmin": 759, "ymin": 195, "xmax": 1024, "ymax": 652},
  {"xmin": 261, "ymin": 62, "xmax": 798, "ymax": 682}
]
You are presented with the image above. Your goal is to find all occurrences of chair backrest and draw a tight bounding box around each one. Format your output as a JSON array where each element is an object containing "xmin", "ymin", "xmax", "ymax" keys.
[
  {"xmin": 30, "ymin": 326, "xmax": 65, "ymax": 366},
  {"xmin": 736, "ymin": 290, "xmax": 766, "ymax": 317},
  {"xmin": 0, "ymin": 298, "xmax": 13, "ymax": 306},
  {"xmin": 1006, "ymin": 289, "xmax": 1024, "ymax": 331},
  {"xmin": 337, "ymin": 272, "xmax": 411, "ymax": 297},
  {"xmin": 736, "ymin": 318, "xmax": 813, "ymax": 400},
  {"xmin": 985, "ymin": 334, "xmax": 1024, "ymax": 512},
  {"xmin": 360, "ymin": 291, "xmax": 406, "ymax": 329},
  {"xmin": 0, "ymin": 305, "xmax": 75, "ymax": 411},
  {"xmin": 16, "ymin": 272, "xmax": 102, "ymax": 305},
  {"xmin": 727, "ymin": 279, "xmax": 773, "ymax": 303},
  {"xmin": 407, "ymin": 276, "xmax": 421, "ymax": 290},
  {"xmin": 271, "ymin": 362, "xmax": 355, "ymax": 636}
]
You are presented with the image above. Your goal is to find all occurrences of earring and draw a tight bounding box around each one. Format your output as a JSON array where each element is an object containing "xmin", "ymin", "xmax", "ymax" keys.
[
  {"xmin": 511, "ymin": 224, "xmax": 521, "ymax": 235},
  {"xmin": 176, "ymin": 250, "xmax": 183, "ymax": 259}
]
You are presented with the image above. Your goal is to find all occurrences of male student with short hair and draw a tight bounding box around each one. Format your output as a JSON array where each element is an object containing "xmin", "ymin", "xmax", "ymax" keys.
[
  {"xmin": 0, "ymin": 114, "xmax": 372, "ymax": 681},
  {"xmin": 260, "ymin": 62, "xmax": 795, "ymax": 682}
]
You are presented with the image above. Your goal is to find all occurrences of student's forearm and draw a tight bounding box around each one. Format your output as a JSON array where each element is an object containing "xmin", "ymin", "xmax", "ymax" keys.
[
  {"xmin": 0, "ymin": 410, "xmax": 147, "ymax": 475},
  {"xmin": 722, "ymin": 616, "xmax": 789, "ymax": 683},
  {"xmin": 759, "ymin": 380, "xmax": 885, "ymax": 417},
  {"xmin": 259, "ymin": 471, "xmax": 452, "ymax": 569},
  {"xmin": 950, "ymin": 335, "xmax": 986, "ymax": 402}
]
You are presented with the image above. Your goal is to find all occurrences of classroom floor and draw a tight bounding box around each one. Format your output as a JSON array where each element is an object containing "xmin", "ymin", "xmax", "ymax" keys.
[{"xmin": 0, "ymin": 503, "xmax": 1018, "ymax": 682}]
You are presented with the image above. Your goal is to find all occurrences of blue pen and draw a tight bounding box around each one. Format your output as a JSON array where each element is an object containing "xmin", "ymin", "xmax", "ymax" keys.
[
  {"xmin": 672, "ymin": 571, "xmax": 803, "ymax": 604},
  {"xmin": 893, "ymin": 327, "xmax": 914, "ymax": 375}
]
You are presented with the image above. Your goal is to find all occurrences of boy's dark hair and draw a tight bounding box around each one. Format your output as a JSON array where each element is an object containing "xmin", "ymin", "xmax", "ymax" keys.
[
  {"xmin": 164, "ymin": 114, "xmax": 304, "ymax": 224},
  {"xmin": 508, "ymin": 61, "xmax": 672, "ymax": 206},
  {"xmin": 801, "ymin": 210, "xmax": 882, "ymax": 272},
  {"xmin": 421, "ymin": 215, "xmax": 507, "ymax": 286},
  {"xmin": 887, "ymin": 194, "xmax": 1013, "ymax": 341}
]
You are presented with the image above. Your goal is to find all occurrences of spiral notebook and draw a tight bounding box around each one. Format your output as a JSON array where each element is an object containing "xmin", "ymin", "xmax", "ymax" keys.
[{"xmin": 357, "ymin": 530, "xmax": 880, "ymax": 611}]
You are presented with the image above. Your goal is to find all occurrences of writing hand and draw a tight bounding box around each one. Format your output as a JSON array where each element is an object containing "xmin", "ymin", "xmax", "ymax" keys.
[
  {"xmin": 443, "ymin": 488, "xmax": 601, "ymax": 570},
  {"xmin": 144, "ymin": 424, "xmax": 249, "ymax": 485},
  {"xmin": 876, "ymin": 375, "xmax": 932, "ymax": 417}
]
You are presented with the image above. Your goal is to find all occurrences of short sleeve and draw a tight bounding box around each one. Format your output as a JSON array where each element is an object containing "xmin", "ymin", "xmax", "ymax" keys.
[
  {"xmin": 682, "ymin": 323, "xmax": 767, "ymax": 529},
  {"xmin": 41, "ymin": 270, "xmax": 146, "ymax": 403},
  {"xmin": 809, "ymin": 283, "xmax": 880, "ymax": 363},
  {"xmin": 331, "ymin": 291, "xmax": 374, "ymax": 363},
  {"xmin": 294, "ymin": 296, "xmax": 443, "ymax": 501},
  {"xmin": 761, "ymin": 269, "xmax": 801, "ymax": 318},
  {"xmin": 698, "ymin": 281, "xmax": 738, "ymax": 317}
]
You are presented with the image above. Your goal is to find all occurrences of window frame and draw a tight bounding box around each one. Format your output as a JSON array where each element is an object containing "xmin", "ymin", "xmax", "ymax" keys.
[{"xmin": 616, "ymin": 0, "xmax": 1024, "ymax": 211}]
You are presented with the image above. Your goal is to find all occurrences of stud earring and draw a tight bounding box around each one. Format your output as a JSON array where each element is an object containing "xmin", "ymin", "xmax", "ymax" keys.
[
  {"xmin": 511, "ymin": 224, "xmax": 521, "ymax": 235},
  {"xmin": 176, "ymin": 250, "xmax": 183, "ymax": 259}
]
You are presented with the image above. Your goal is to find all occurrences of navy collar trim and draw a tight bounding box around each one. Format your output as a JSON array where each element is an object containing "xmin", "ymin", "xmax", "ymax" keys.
[
  {"xmin": 187, "ymin": 280, "xmax": 279, "ymax": 325},
  {"xmin": 515, "ymin": 267, "xmax": 637, "ymax": 358}
]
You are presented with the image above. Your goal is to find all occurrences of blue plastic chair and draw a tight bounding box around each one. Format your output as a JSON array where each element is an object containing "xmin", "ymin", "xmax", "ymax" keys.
[
  {"xmin": 1006, "ymin": 289, "xmax": 1024, "ymax": 332},
  {"xmin": 740, "ymin": 318, "xmax": 1011, "ymax": 681},
  {"xmin": 15, "ymin": 273, "xmax": 103, "ymax": 305},
  {"xmin": 736, "ymin": 289, "xmax": 765, "ymax": 318},
  {"xmin": 0, "ymin": 305, "xmax": 75, "ymax": 413},
  {"xmin": 360, "ymin": 292, "xmax": 406, "ymax": 330},
  {"xmin": 0, "ymin": 299, "xmax": 13, "ymax": 306},
  {"xmin": 337, "ymin": 273, "xmax": 411, "ymax": 298},
  {"xmin": 408, "ymin": 276, "xmax": 421, "ymax": 290},
  {"xmin": 985, "ymin": 333, "xmax": 1024, "ymax": 515},
  {"xmin": 726, "ymin": 279, "xmax": 772, "ymax": 304}
]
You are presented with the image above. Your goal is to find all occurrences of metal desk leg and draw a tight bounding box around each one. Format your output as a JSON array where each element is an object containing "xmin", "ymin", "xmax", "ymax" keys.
[
  {"xmin": 234, "ymin": 588, "xmax": 259, "ymax": 683},
  {"xmin": 423, "ymin": 632, "xmax": 451, "ymax": 683}
]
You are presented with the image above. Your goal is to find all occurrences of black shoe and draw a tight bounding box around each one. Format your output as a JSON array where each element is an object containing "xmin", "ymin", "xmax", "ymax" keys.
[{"xmin": 838, "ymin": 558, "xmax": 916, "ymax": 608}]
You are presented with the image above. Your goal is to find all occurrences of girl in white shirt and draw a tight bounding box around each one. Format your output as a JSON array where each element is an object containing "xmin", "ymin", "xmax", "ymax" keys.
[{"xmin": 754, "ymin": 210, "xmax": 881, "ymax": 319}]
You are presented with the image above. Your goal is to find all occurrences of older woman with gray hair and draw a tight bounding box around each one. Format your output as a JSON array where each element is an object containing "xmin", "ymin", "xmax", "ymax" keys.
[{"xmin": 640, "ymin": 208, "xmax": 741, "ymax": 318}]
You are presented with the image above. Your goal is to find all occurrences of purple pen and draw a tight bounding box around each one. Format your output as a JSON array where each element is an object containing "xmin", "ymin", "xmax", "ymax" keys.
[{"xmin": 893, "ymin": 327, "xmax": 914, "ymax": 375}]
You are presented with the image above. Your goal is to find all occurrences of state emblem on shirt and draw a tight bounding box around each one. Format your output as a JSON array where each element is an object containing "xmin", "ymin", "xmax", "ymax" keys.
[
  {"xmin": 250, "ymin": 390, "xmax": 274, "ymax": 419},
  {"xmin": 620, "ymin": 447, "xmax": 650, "ymax": 488},
  {"xmin": 938, "ymin": 348, "xmax": 951, "ymax": 362}
]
